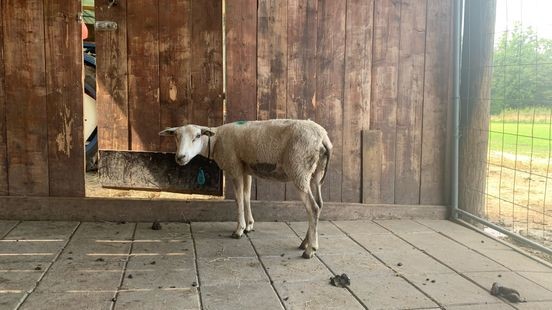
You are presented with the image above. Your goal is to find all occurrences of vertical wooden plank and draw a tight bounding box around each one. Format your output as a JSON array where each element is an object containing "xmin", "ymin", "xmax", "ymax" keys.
[
  {"xmin": 342, "ymin": 0, "xmax": 374, "ymax": 203},
  {"xmin": 316, "ymin": 0, "xmax": 346, "ymax": 202},
  {"xmin": 285, "ymin": 0, "xmax": 318, "ymax": 201},
  {"xmin": 370, "ymin": 0, "xmax": 401, "ymax": 203},
  {"xmin": 44, "ymin": 0, "xmax": 85, "ymax": 196},
  {"xmin": 96, "ymin": 0, "xmax": 129, "ymax": 150},
  {"xmin": 421, "ymin": 0, "xmax": 453, "ymax": 204},
  {"xmin": 3, "ymin": 0, "xmax": 49, "ymax": 196},
  {"xmin": 0, "ymin": 5, "xmax": 8, "ymax": 195},
  {"xmin": 362, "ymin": 130, "xmax": 382, "ymax": 203},
  {"xmin": 225, "ymin": 0, "xmax": 258, "ymax": 200},
  {"xmin": 159, "ymin": 0, "xmax": 192, "ymax": 152},
  {"xmin": 394, "ymin": 0, "xmax": 427, "ymax": 204},
  {"xmin": 256, "ymin": 0, "xmax": 287, "ymax": 201},
  {"xmin": 191, "ymin": 0, "xmax": 223, "ymax": 127},
  {"xmin": 127, "ymin": 0, "xmax": 160, "ymax": 151}
]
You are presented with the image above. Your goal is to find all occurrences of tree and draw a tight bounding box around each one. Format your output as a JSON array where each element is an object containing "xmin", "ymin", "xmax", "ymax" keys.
[{"xmin": 491, "ymin": 23, "xmax": 552, "ymax": 114}]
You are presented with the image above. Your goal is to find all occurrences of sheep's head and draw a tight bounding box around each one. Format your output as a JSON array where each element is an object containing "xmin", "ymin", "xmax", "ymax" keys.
[{"xmin": 159, "ymin": 125, "xmax": 214, "ymax": 166}]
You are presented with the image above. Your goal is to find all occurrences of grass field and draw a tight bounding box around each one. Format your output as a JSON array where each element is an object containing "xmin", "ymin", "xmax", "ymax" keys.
[{"xmin": 484, "ymin": 108, "xmax": 552, "ymax": 248}]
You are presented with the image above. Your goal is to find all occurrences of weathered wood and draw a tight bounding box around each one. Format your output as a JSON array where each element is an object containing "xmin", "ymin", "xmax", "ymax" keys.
[
  {"xmin": 316, "ymin": 0, "xmax": 346, "ymax": 202},
  {"xmin": 395, "ymin": 0, "xmax": 427, "ymax": 204},
  {"xmin": 127, "ymin": 0, "xmax": 160, "ymax": 151},
  {"xmin": 3, "ymin": 0, "xmax": 49, "ymax": 196},
  {"xmin": 370, "ymin": 0, "xmax": 401, "ymax": 203},
  {"xmin": 285, "ymin": 0, "xmax": 318, "ymax": 201},
  {"xmin": 191, "ymin": 0, "xmax": 223, "ymax": 127},
  {"xmin": 256, "ymin": 0, "xmax": 287, "ymax": 201},
  {"xmin": 0, "ymin": 196, "xmax": 448, "ymax": 222},
  {"xmin": 421, "ymin": 0, "xmax": 454, "ymax": 205},
  {"xmin": 159, "ymin": 0, "xmax": 193, "ymax": 152},
  {"xmin": 342, "ymin": 0, "xmax": 374, "ymax": 203},
  {"xmin": 225, "ymin": 0, "xmax": 258, "ymax": 200},
  {"xmin": 0, "ymin": 7, "xmax": 7, "ymax": 195},
  {"xmin": 95, "ymin": 0, "xmax": 129, "ymax": 150},
  {"xmin": 98, "ymin": 151, "xmax": 223, "ymax": 196},
  {"xmin": 458, "ymin": 0, "xmax": 496, "ymax": 214},
  {"xmin": 44, "ymin": 0, "xmax": 85, "ymax": 196},
  {"xmin": 362, "ymin": 130, "xmax": 383, "ymax": 204}
]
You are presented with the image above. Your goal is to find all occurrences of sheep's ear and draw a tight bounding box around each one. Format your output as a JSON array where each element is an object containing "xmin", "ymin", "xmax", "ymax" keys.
[
  {"xmin": 159, "ymin": 127, "xmax": 177, "ymax": 136},
  {"xmin": 201, "ymin": 128, "xmax": 215, "ymax": 137}
]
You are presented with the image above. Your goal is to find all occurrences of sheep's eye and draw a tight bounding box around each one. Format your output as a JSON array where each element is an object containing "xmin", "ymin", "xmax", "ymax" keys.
[{"xmin": 195, "ymin": 134, "xmax": 201, "ymax": 140}]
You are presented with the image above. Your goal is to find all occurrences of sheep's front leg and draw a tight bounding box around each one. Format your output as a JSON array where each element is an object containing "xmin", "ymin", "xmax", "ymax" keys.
[
  {"xmin": 231, "ymin": 176, "xmax": 246, "ymax": 239},
  {"xmin": 243, "ymin": 175, "xmax": 254, "ymax": 232}
]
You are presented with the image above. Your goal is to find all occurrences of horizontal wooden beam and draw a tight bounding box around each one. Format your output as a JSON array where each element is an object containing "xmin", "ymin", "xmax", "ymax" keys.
[
  {"xmin": 0, "ymin": 196, "xmax": 447, "ymax": 222},
  {"xmin": 99, "ymin": 150, "xmax": 223, "ymax": 196}
]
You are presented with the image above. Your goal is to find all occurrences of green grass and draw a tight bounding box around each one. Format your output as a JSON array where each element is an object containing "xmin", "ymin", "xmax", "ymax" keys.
[{"xmin": 489, "ymin": 121, "xmax": 552, "ymax": 158}]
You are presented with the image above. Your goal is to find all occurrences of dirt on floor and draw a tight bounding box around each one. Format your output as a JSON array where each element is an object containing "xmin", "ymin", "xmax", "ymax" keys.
[{"xmin": 484, "ymin": 151, "xmax": 552, "ymax": 248}]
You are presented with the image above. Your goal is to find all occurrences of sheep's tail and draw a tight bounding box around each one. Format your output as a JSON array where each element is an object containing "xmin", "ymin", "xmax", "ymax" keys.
[{"xmin": 320, "ymin": 136, "xmax": 332, "ymax": 184}]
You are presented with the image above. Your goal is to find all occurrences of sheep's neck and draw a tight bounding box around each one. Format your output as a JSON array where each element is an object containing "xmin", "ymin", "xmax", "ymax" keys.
[{"xmin": 199, "ymin": 135, "xmax": 216, "ymax": 160}]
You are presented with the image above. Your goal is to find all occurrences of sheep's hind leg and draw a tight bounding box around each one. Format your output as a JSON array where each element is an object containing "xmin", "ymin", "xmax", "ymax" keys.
[
  {"xmin": 243, "ymin": 175, "xmax": 254, "ymax": 233},
  {"xmin": 231, "ymin": 177, "xmax": 246, "ymax": 239},
  {"xmin": 298, "ymin": 188, "xmax": 320, "ymax": 259}
]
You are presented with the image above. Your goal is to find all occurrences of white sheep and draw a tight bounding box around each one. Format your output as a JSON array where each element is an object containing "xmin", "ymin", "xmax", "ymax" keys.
[{"xmin": 159, "ymin": 119, "xmax": 332, "ymax": 258}]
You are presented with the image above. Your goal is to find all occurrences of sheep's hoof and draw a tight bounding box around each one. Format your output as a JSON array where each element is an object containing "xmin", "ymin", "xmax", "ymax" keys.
[
  {"xmin": 245, "ymin": 224, "xmax": 255, "ymax": 233},
  {"xmin": 302, "ymin": 250, "xmax": 315, "ymax": 259},
  {"xmin": 298, "ymin": 239, "xmax": 308, "ymax": 250},
  {"xmin": 231, "ymin": 232, "xmax": 243, "ymax": 239}
]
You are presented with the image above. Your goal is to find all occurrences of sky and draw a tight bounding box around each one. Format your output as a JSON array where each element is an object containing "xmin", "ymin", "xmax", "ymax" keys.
[{"xmin": 494, "ymin": 0, "xmax": 552, "ymax": 40}]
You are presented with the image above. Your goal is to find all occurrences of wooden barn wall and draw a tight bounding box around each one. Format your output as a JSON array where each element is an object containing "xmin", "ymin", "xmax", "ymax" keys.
[
  {"xmin": 0, "ymin": 0, "xmax": 84, "ymax": 197},
  {"xmin": 95, "ymin": 0, "xmax": 223, "ymax": 153},
  {"xmin": 226, "ymin": 0, "xmax": 453, "ymax": 204}
]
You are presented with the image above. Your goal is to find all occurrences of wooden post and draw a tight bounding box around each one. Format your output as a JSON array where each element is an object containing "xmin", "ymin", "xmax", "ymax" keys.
[{"xmin": 459, "ymin": 0, "xmax": 497, "ymax": 217}]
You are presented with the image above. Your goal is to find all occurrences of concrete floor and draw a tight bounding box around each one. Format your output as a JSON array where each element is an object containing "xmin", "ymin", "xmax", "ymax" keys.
[{"xmin": 1, "ymin": 220, "xmax": 551, "ymax": 310}]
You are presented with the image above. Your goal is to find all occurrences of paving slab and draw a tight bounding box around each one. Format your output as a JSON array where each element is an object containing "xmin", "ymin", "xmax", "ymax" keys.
[
  {"xmin": 130, "ymin": 240, "xmax": 194, "ymax": 257},
  {"xmin": 134, "ymin": 222, "xmax": 191, "ymax": 240},
  {"xmin": 318, "ymin": 253, "xmax": 393, "ymax": 277},
  {"xmin": 191, "ymin": 222, "xmax": 237, "ymax": 239},
  {"xmin": 417, "ymin": 220, "xmax": 514, "ymax": 251},
  {"xmin": 348, "ymin": 274, "xmax": 438, "ymax": 310},
  {"xmin": 349, "ymin": 232, "xmax": 418, "ymax": 253},
  {"xmin": 249, "ymin": 236, "xmax": 303, "ymax": 257},
  {"xmin": 445, "ymin": 303, "xmax": 514, "ymax": 309},
  {"xmin": 399, "ymin": 233, "xmax": 508, "ymax": 272},
  {"xmin": 245, "ymin": 222, "xmax": 297, "ymax": 239},
  {"xmin": 20, "ymin": 291, "xmax": 114, "ymax": 310},
  {"xmin": 53, "ymin": 255, "xmax": 126, "ymax": 271},
  {"xmin": 0, "ymin": 292, "xmax": 25, "ymax": 309},
  {"xmin": 121, "ymin": 269, "xmax": 197, "ymax": 290},
  {"xmin": 288, "ymin": 221, "xmax": 346, "ymax": 237},
  {"xmin": 333, "ymin": 220, "xmax": 391, "ymax": 235},
  {"xmin": 0, "ymin": 262, "xmax": 50, "ymax": 272},
  {"xmin": 274, "ymin": 279, "xmax": 364, "ymax": 310},
  {"xmin": 476, "ymin": 249, "xmax": 552, "ymax": 272},
  {"xmin": 197, "ymin": 257, "xmax": 269, "ymax": 287},
  {"xmin": 518, "ymin": 271, "xmax": 552, "ymax": 292},
  {"xmin": 0, "ymin": 240, "xmax": 64, "ymax": 263},
  {"xmin": 463, "ymin": 271, "xmax": 552, "ymax": 302},
  {"xmin": 3, "ymin": 221, "xmax": 77, "ymax": 240},
  {"xmin": 261, "ymin": 256, "xmax": 332, "ymax": 283},
  {"xmin": 194, "ymin": 237, "xmax": 256, "ymax": 258},
  {"xmin": 405, "ymin": 272, "xmax": 503, "ymax": 306},
  {"xmin": 72, "ymin": 222, "xmax": 135, "ymax": 240},
  {"xmin": 63, "ymin": 239, "xmax": 131, "ymax": 256},
  {"xmin": 36, "ymin": 269, "xmax": 122, "ymax": 293},
  {"xmin": 126, "ymin": 254, "xmax": 195, "ymax": 271},
  {"xmin": 0, "ymin": 271, "xmax": 43, "ymax": 291},
  {"xmin": 202, "ymin": 282, "xmax": 283, "ymax": 310},
  {"xmin": 115, "ymin": 288, "xmax": 200, "ymax": 310},
  {"xmin": 516, "ymin": 301, "xmax": 552, "ymax": 309},
  {"xmin": 375, "ymin": 220, "xmax": 434, "ymax": 234},
  {"xmin": 0, "ymin": 221, "xmax": 19, "ymax": 238},
  {"xmin": 316, "ymin": 236, "xmax": 367, "ymax": 256}
]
